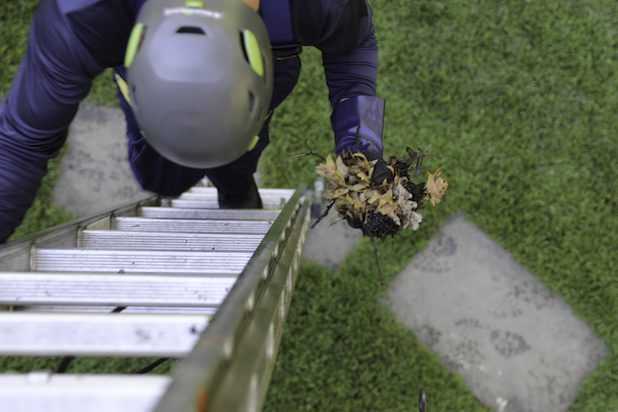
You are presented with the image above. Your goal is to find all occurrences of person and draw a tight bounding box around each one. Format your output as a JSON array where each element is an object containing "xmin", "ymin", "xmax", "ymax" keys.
[{"xmin": 0, "ymin": 0, "xmax": 385, "ymax": 243}]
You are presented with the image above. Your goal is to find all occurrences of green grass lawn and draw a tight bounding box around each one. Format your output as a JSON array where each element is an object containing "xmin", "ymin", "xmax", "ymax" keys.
[{"xmin": 2, "ymin": 1, "xmax": 618, "ymax": 411}]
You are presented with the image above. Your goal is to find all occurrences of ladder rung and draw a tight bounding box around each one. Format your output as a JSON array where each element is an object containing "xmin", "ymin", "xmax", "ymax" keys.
[
  {"xmin": 180, "ymin": 192, "xmax": 293, "ymax": 202},
  {"xmin": 20, "ymin": 306, "xmax": 218, "ymax": 316},
  {"xmin": 0, "ymin": 313, "xmax": 207, "ymax": 356},
  {"xmin": 32, "ymin": 250, "xmax": 250, "ymax": 274},
  {"xmin": 0, "ymin": 273, "xmax": 234, "ymax": 307},
  {"xmin": 171, "ymin": 198, "xmax": 285, "ymax": 210},
  {"xmin": 140, "ymin": 207, "xmax": 279, "ymax": 221},
  {"xmin": 0, "ymin": 374, "xmax": 169, "ymax": 412},
  {"xmin": 121, "ymin": 306, "xmax": 217, "ymax": 315},
  {"xmin": 79, "ymin": 230, "xmax": 263, "ymax": 252},
  {"xmin": 188, "ymin": 187, "xmax": 295, "ymax": 198},
  {"xmin": 113, "ymin": 217, "xmax": 272, "ymax": 234}
]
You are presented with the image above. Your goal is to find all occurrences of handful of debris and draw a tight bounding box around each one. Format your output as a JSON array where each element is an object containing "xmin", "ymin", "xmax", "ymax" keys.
[{"xmin": 315, "ymin": 149, "xmax": 448, "ymax": 239}]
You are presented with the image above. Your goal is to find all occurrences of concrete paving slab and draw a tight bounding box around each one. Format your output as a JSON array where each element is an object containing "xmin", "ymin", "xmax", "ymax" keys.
[
  {"xmin": 386, "ymin": 214, "xmax": 607, "ymax": 412},
  {"xmin": 52, "ymin": 104, "xmax": 148, "ymax": 217},
  {"xmin": 303, "ymin": 205, "xmax": 363, "ymax": 270},
  {"xmin": 53, "ymin": 104, "xmax": 269, "ymax": 218}
]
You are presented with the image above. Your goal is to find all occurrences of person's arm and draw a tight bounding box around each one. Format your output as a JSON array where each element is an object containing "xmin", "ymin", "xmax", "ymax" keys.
[
  {"xmin": 0, "ymin": 1, "xmax": 99, "ymax": 242},
  {"xmin": 318, "ymin": 0, "xmax": 384, "ymax": 159}
]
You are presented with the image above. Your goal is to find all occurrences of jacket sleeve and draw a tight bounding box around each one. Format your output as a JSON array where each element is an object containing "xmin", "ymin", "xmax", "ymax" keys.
[
  {"xmin": 318, "ymin": 1, "xmax": 384, "ymax": 159},
  {"xmin": 0, "ymin": 1, "xmax": 100, "ymax": 242}
]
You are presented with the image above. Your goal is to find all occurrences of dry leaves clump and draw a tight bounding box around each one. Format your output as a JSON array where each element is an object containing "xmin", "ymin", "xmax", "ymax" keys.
[{"xmin": 316, "ymin": 149, "xmax": 448, "ymax": 238}]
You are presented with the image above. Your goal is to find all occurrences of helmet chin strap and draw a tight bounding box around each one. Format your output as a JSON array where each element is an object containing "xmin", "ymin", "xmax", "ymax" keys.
[{"xmin": 243, "ymin": 0, "xmax": 260, "ymax": 11}]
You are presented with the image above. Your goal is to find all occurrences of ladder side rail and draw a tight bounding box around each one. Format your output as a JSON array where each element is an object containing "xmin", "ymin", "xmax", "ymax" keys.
[
  {"xmin": 208, "ymin": 198, "xmax": 310, "ymax": 412},
  {"xmin": 154, "ymin": 187, "xmax": 310, "ymax": 412},
  {"xmin": 0, "ymin": 195, "xmax": 157, "ymax": 272}
]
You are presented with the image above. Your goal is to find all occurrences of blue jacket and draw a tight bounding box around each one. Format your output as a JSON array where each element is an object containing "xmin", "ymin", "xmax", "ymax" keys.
[{"xmin": 0, "ymin": 0, "xmax": 381, "ymax": 242}]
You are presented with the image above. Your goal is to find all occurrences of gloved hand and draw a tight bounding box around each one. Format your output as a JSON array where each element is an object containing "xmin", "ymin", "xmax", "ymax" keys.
[{"xmin": 333, "ymin": 96, "xmax": 385, "ymax": 162}]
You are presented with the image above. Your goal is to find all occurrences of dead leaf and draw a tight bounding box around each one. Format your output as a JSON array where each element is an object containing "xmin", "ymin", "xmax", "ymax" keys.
[
  {"xmin": 325, "ymin": 187, "xmax": 350, "ymax": 200},
  {"xmin": 426, "ymin": 169, "xmax": 448, "ymax": 206},
  {"xmin": 316, "ymin": 155, "xmax": 336, "ymax": 179},
  {"xmin": 336, "ymin": 156, "xmax": 349, "ymax": 177},
  {"xmin": 350, "ymin": 195, "xmax": 365, "ymax": 214},
  {"xmin": 377, "ymin": 203, "xmax": 401, "ymax": 226},
  {"xmin": 350, "ymin": 183, "xmax": 369, "ymax": 192},
  {"xmin": 352, "ymin": 152, "xmax": 369, "ymax": 162},
  {"xmin": 377, "ymin": 189, "xmax": 394, "ymax": 209},
  {"xmin": 317, "ymin": 155, "xmax": 347, "ymax": 188},
  {"xmin": 356, "ymin": 171, "xmax": 370, "ymax": 183},
  {"xmin": 366, "ymin": 190, "xmax": 382, "ymax": 205}
]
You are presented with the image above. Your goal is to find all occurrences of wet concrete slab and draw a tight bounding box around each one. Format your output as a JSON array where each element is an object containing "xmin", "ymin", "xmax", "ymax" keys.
[
  {"xmin": 52, "ymin": 104, "xmax": 149, "ymax": 217},
  {"xmin": 386, "ymin": 214, "xmax": 607, "ymax": 412}
]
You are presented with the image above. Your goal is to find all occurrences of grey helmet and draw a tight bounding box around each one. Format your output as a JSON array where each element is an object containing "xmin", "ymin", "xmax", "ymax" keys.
[{"xmin": 125, "ymin": 0, "xmax": 273, "ymax": 168}]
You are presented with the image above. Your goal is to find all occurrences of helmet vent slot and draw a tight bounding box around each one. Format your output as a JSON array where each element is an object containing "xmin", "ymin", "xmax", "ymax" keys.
[
  {"xmin": 239, "ymin": 30, "xmax": 264, "ymax": 77},
  {"xmin": 239, "ymin": 32, "xmax": 250, "ymax": 63},
  {"xmin": 177, "ymin": 26, "xmax": 206, "ymax": 35},
  {"xmin": 248, "ymin": 91, "xmax": 256, "ymax": 113}
]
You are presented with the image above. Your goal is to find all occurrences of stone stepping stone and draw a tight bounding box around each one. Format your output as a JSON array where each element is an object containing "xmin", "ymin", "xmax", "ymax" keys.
[
  {"xmin": 53, "ymin": 104, "xmax": 148, "ymax": 217},
  {"xmin": 303, "ymin": 205, "xmax": 362, "ymax": 270},
  {"xmin": 52, "ymin": 104, "xmax": 263, "ymax": 218},
  {"xmin": 386, "ymin": 214, "xmax": 607, "ymax": 412}
]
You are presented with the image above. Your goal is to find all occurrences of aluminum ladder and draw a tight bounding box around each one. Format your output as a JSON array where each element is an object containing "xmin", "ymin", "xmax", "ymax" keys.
[{"xmin": 0, "ymin": 183, "xmax": 311, "ymax": 412}]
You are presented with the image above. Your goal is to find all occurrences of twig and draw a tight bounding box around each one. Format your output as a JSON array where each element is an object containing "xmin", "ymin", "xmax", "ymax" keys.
[
  {"xmin": 371, "ymin": 238, "xmax": 384, "ymax": 277},
  {"xmin": 419, "ymin": 390, "xmax": 428, "ymax": 412},
  {"xmin": 294, "ymin": 151, "xmax": 326, "ymax": 162},
  {"xmin": 311, "ymin": 200, "xmax": 336, "ymax": 229},
  {"xmin": 135, "ymin": 358, "xmax": 169, "ymax": 374},
  {"xmin": 54, "ymin": 356, "xmax": 75, "ymax": 374}
]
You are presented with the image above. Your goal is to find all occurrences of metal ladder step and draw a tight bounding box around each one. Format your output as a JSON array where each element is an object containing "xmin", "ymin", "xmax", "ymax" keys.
[
  {"xmin": 32, "ymin": 249, "xmax": 251, "ymax": 274},
  {"xmin": 171, "ymin": 198, "xmax": 285, "ymax": 210},
  {"xmin": 0, "ymin": 273, "xmax": 234, "ymax": 307},
  {"xmin": 140, "ymin": 207, "xmax": 279, "ymax": 221},
  {"xmin": 0, "ymin": 374, "xmax": 169, "ymax": 412},
  {"xmin": 20, "ymin": 306, "xmax": 217, "ymax": 316},
  {"xmin": 113, "ymin": 217, "xmax": 272, "ymax": 234},
  {"xmin": 79, "ymin": 230, "xmax": 263, "ymax": 252},
  {"xmin": 0, "ymin": 313, "xmax": 207, "ymax": 356},
  {"xmin": 188, "ymin": 187, "xmax": 294, "ymax": 198},
  {"xmin": 176, "ymin": 188, "xmax": 293, "ymax": 209}
]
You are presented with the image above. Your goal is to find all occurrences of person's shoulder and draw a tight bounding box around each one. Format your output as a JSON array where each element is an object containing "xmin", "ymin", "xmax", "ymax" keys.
[
  {"xmin": 291, "ymin": 0, "xmax": 322, "ymax": 45},
  {"xmin": 292, "ymin": 0, "xmax": 366, "ymax": 21},
  {"xmin": 57, "ymin": 0, "xmax": 143, "ymax": 16},
  {"xmin": 58, "ymin": 0, "xmax": 142, "ymax": 68}
]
